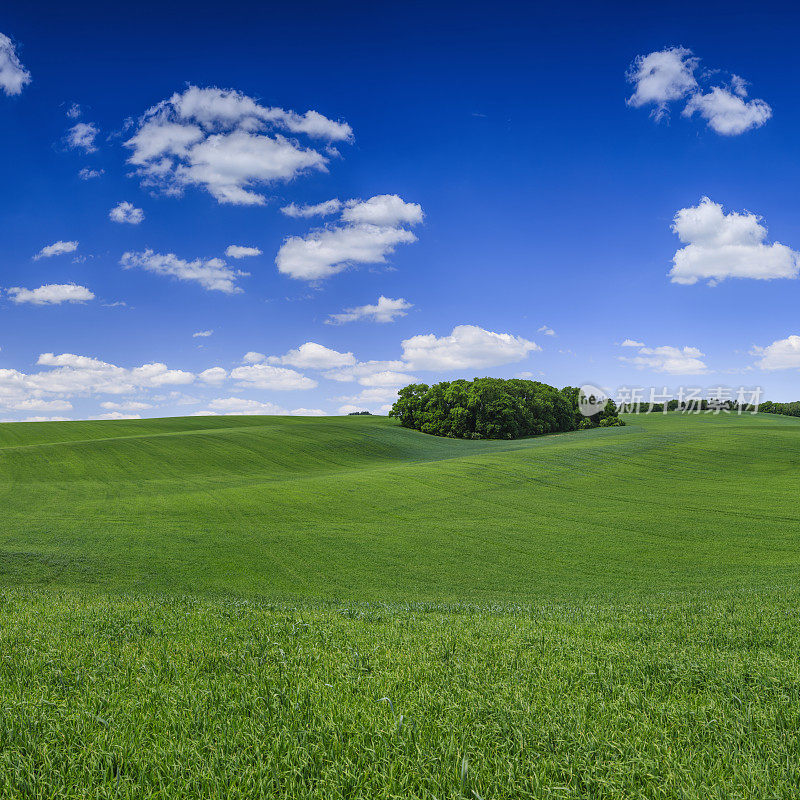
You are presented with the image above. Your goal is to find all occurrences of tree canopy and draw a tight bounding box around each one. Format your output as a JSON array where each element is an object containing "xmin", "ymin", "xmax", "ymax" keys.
[{"xmin": 389, "ymin": 378, "xmax": 623, "ymax": 439}]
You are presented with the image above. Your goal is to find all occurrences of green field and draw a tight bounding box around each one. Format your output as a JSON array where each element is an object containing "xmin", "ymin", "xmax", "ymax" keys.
[{"xmin": 2, "ymin": 412, "xmax": 800, "ymax": 797}]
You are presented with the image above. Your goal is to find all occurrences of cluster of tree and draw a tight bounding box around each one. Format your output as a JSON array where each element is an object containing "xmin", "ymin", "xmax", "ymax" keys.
[
  {"xmin": 389, "ymin": 378, "xmax": 623, "ymax": 439},
  {"xmin": 347, "ymin": 411, "xmax": 373, "ymax": 416},
  {"xmin": 759, "ymin": 401, "xmax": 800, "ymax": 417}
]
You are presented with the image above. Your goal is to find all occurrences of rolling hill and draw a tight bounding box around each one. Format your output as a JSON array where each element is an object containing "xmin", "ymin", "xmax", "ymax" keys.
[{"xmin": 1, "ymin": 411, "xmax": 799, "ymax": 601}]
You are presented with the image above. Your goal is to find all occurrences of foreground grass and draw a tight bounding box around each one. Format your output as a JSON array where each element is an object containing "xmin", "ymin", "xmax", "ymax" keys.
[{"xmin": 2, "ymin": 588, "xmax": 800, "ymax": 799}]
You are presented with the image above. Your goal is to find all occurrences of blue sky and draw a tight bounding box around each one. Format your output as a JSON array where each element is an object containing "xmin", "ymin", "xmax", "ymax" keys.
[{"xmin": 2, "ymin": 0, "xmax": 800, "ymax": 421}]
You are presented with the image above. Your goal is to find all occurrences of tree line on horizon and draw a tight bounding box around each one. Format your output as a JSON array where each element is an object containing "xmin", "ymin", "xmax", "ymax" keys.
[{"xmin": 389, "ymin": 378, "xmax": 623, "ymax": 439}]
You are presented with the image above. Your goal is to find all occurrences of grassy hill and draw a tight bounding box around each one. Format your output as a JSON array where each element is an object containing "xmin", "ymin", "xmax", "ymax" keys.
[
  {"xmin": 3, "ymin": 412, "xmax": 800, "ymax": 798},
  {"xmin": 2, "ymin": 411, "xmax": 800, "ymax": 600}
]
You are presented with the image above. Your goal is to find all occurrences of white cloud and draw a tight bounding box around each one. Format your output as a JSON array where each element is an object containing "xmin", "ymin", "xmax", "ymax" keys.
[
  {"xmin": 198, "ymin": 367, "xmax": 227, "ymax": 383},
  {"xmin": 96, "ymin": 412, "xmax": 142, "ymax": 420},
  {"xmin": 683, "ymin": 86, "xmax": 771, "ymax": 135},
  {"xmin": 277, "ymin": 224, "xmax": 417, "ymax": 280},
  {"xmin": 751, "ymin": 336, "xmax": 800, "ymax": 370},
  {"xmin": 276, "ymin": 194, "xmax": 422, "ymax": 281},
  {"xmin": 626, "ymin": 46, "xmax": 698, "ymax": 119},
  {"xmin": 0, "ymin": 33, "xmax": 31, "ymax": 96},
  {"xmin": 619, "ymin": 343, "xmax": 708, "ymax": 374},
  {"xmin": 627, "ymin": 47, "xmax": 771, "ymax": 135},
  {"xmin": 327, "ymin": 295, "xmax": 412, "ymax": 324},
  {"xmin": 225, "ymin": 245, "xmax": 262, "ymax": 259},
  {"xmin": 193, "ymin": 329, "xmax": 214, "ymax": 338},
  {"xmin": 242, "ymin": 351, "xmax": 265, "ymax": 364},
  {"xmin": 340, "ymin": 195, "xmax": 423, "ymax": 227},
  {"xmin": 621, "ymin": 338, "xmax": 645, "ymax": 347},
  {"xmin": 281, "ymin": 199, "xmax": 342, "ymax": 218},
  {"xmin": 335, "ymin": 386, "xmax": 400, "ymax": 413},
  {"xmin": 100, "ymin": 400, "xmax": 153, "ymax": 411},
  {"xmin": 229, "ymin": 363, "xmax": 317, "ymax": 390},
  {"xmin": 124, "ymin": 86, "xmax": 351, "ymax": 205},
  {"xmin": 669, "ymin": 198, "xmax": 799, "ymax": 285},
  {"xmin": 120, "ymin": 249, "xmax": 248, "ymax": 293},
  {"xmin": 267, "ymin": 342, "xmax": 355, "ymax": 369},
  {"xmin": 34, "ymin": 240, "xmax": 79, "ymax": 259},
  {"xmin": 0, "ymin": 353, "xmax": 198, "ymax": 413},
  {"xmin": 109, "ymin": 201, "xmax": 145, "ymax": 224},
  {"xmin": 4, "ymin": 416, "xmax": 73, "ymax": 423},
  {"xmin": 9, "ymin": 398, "xmax": 73, "ymax": 412},
  {"xmin": 208, "ymin": 397, "xmax": 288, "ymax": 415},
  {"xmin": 204, "ymin": 397, "xmax": 326, "ymax": 416},
  {"xmin": 66, "ymin": 122, "xmax": 99, "ymax": 152},
  {"xmin": 401, "ymin": 325, "xmax": 540, "ymax": 370},
  {"xmin": 8, "ymin": 284, "xmax": 94, "ymax": 305},
  {"xmin": 323, "ymin": 359, "xmax": 410, "ymax": 383},
  {"xmin": 79, "ymin": 168, "xmax": 104, "ymax": 180},
  {"xmin": 358, "ymin": 370, "xmax": 416, "ymax": 387},
  {"xmin": 66, "ymin": 103, "xmax": 81, "ymax": 119},
  {"xmin": 537, "ymin": 325, "xmax": 556, "ymax": 336}
]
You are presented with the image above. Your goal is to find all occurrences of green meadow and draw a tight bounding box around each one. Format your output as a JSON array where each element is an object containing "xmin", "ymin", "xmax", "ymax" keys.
[{"xmin": 2, "ymin": 412, "xmax": 800, "ymax": 797}]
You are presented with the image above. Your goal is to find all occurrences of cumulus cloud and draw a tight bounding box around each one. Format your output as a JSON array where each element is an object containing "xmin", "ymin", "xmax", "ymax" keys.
[
  {"xmin": 537, "ymin": 325, "xmax": 556, "ymax": 336},
  {"xmin": 0, "ymin": 353, "xmax": 197, "ymax": 413},
  {"xmin": 79, "ymin": 168, "xmax": 104, "ymax": 180},
  {"xmin": 7, "ymin": 284, "xmax": 94, "ymax": 305},
  {"xmin": 357, "ymin": 370, "xmax": 417, "ymax": 387},
  {"xmin": 204, "ymin": 397, "xmax": 326, "ymax": 416},
  {"xmin": 341, "ymin": 195, "xmax": 423, "ymax": 227},
  {"xmin": 627, "ymin": 47, "xmax": 771, "ymax": 134},
  {"xmin": 198, "ymin": 367, "xmax": 227, "ymax": 382},
  {"xmin": 626, "ymin": 46, "xmax": 698, "ymax": 119},
  {"xmin": 281, "ymin": 199, "xmax": 342, "ymax": 218},
  {"xmin": 229, "ymin": 364, "xmax": 317, "ymax": 390},
  {"xmin": 34, "ymin": 240, "xmax": 78, "ymax": 259},
  {"xmin": 619, "ymin": 342, "xmax": 708, "ymax": 374},
  {"xmin": 225, "ymin": 245, "xmax": 262, "ymax": 259},
  {"xmin": 276, "ymin": 194, "xmax": 422, "ymax": 280},
  {"xmin": 123, "ymin": 85, "xmax": 351, "ymax": 205},
  {"xmin": 751, "ymin": 336, "xmax": 800, "ymax": 370},
  {"xmin": 669, "ymin": 198, "xmax": 799, "ymax": 285},
  {"xmin": 109, "ymin": 201, "xmax": 144, "ymax": 224},
  {"xmin": 95, "ymin": 412, "xmax": 142, "ymax": 420},
  {"xmin": 335, "ymin": 387, "xmax": 400, "ymax": 414},
  {"xmin": 401, "ymin": 325, "xmax": 539, "ymax": 370},
  {"xmin": 327, "ymin": 295, "xmax": 412, "ymax": 324},
  {"xmin": 322, "ymin": 359, "xmax": 410, "ymax": 383},
  {"xmin": 120, "ymin": 249, "xmax": 249, "ymax": 293},
  {"xmin": 0, "ymin": 33, "xmax": 31, "ymax": 96},
  {"xmin": 66, "ymin": 122, "xmax": 99, "ymax": 152},
  {"xmin": 267, "ymin": 342, "xmax": 355, "ymax": 369},
  {"xmin": 100, "ymin": 400, "xmax": 153, "ymax": 411},
  {"xmin": 621, "ymin": 338, "xmax": 645, "ymax": 347},
  {"xmin": 208, "ymin": 397, "xmax": 288, "ymax": 415},
  {"xmin": 683, "ymin": 86, "xmax": 772, "ymax": 135},
  {"xmin": 9, "ymin": 398, "xmax": 73, "ymax": 412},
  {"xmin": 193, "ymin": 329, "xmax": 214, "ymax": 338},
  {"xmin": 242, "ymin": 351, "xmax": 266, "ymax": 364}
]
